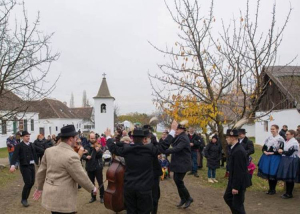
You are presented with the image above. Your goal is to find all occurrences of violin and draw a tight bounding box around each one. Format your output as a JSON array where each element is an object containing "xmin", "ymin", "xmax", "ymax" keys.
[{"xmin": 104, "ymin": 128, "xmax": 126, "ymax": 212}]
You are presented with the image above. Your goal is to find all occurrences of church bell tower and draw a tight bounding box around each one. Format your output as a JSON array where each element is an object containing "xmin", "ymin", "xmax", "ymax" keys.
[{"xmin": 93, "ymin": 73, "xmax": 114, "ymax": 134}]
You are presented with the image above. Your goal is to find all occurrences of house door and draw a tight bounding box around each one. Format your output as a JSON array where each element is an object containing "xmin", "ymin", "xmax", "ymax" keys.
[{"xmin": 39, "ymin": 127, "xmax": 45, "ymax": 135}]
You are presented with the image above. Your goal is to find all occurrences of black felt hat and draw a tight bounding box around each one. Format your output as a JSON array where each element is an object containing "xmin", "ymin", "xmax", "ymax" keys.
[
  {"xmin": 143, "ymin": 124, "xmax": 153, "ymax": 132},
  {"xmin": 60, "ymin": 125, "xmax": 78, "ymax": 137},
  {"xmin": 143, "ymin": 129, "xmax": 151, "ymax": 137},
  {"xmin": 132, "ymin": 128, "xmax": 145, "ymax": 137},
  {"xmin": 238, "ymin": 129, "xmax": 247, "ymax": 134},
  {"xmin": 226, "ymin": 129, "xmax": 239, "ymax": 137},
  {"xmin": 21, "ymin": 130, "xmax": 31, "ymax": 137}
]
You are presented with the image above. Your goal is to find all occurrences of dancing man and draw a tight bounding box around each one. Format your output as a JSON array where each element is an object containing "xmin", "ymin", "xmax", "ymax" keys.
[
  {"xmin": 34, "ymin": 125, "xmax": 97, "ymax": 214},
  {"xmin": 10, "ymin": 131, "xmax": 39, "ymax": 207},
  {"xmin": 162, "ymin": 120, "xmax": 193, "ymax": 209}
]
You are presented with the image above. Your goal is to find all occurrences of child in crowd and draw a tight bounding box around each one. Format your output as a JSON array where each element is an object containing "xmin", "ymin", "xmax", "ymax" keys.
[
  {"xmin": 159, "ymin": 154, "xmax": 169, "ymax": 180},
  {"xmin": 248, "ymin": 156, "xmax": 256, "ymax": 186},
  {"xmin": 204, "ymin": 136, "xmax": 222, "ymax": 183}
]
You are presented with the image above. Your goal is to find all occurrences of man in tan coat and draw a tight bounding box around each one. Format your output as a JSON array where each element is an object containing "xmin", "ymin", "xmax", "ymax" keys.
[{"xmin": 34, "ymin": 125, "xmax": 97, "ymax": 214}]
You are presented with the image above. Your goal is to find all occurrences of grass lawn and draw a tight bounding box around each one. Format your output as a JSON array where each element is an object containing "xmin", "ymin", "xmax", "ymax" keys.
[
  {"xmin": 0, "ymin": 147, "xmax": 8, "ymax": 158},
  {"xmin": 0, "ymin": 168, "xmax": 18, "ymax": 189},
  {"xmin": 155, "ymin": 133, "xmax": 285, "ymax": 192}
]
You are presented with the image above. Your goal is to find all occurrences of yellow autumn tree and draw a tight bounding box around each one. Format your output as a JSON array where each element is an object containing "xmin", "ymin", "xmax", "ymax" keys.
[{"xmin": 149, "ymin": 0, "xmax": 291, "ymax": 153}]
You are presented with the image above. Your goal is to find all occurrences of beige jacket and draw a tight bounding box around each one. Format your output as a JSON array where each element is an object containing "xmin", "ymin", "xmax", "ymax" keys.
[{"xmin": 36, "ymin": 142, "xmax": 94, "ymax": 213}]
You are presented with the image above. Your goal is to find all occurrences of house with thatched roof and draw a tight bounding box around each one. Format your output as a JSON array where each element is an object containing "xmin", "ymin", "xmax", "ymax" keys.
[{"xmin": 255, "ymin": 66, "xmax": 300, "ymax": 145}]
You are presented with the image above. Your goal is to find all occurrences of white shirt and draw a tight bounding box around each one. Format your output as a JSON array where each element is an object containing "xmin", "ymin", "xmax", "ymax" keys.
[{"xmin": 231, "ymin": 141, "xmax": 239, "ymax": 150}]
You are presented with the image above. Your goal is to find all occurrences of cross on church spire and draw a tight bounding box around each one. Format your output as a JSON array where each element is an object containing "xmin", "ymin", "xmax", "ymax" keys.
[{"xmin": 102, "ymin": 73, "xmax": 107, "ymax": 78}]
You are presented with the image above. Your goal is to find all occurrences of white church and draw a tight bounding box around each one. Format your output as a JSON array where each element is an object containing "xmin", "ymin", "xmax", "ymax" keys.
[{"xmin": 0, "ymin": 75, "xmax": 115, "ymax": 148}]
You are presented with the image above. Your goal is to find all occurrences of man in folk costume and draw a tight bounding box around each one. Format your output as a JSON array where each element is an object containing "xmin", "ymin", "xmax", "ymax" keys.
[
  {"xmin": 224, "ymin": 129, "xmax": 250, "ymax": 214},
  {"xmin": 106, "ymin": 128, "xmax": 169, "ymax": 214},
  {"xmin": 162, "ymin": 120, "xmax": 194, "ymax": 209},
  {"xmin": 33, "ymin": 125, "xmax": 97, "ymax": 214},
  {"xmin": 10, "ymin": 131, "xmax": 39, "ymax": 207},
  {"xmin": 238, "ymin": 129, "xmax": 255, "ymax": 158},
  {"xmin": 143, "ymin": 125, "xmax": 162, "ymax": 214},
  {"xmin": 187, "ymin": 127, "xmax": 201, "ymax": 177}
]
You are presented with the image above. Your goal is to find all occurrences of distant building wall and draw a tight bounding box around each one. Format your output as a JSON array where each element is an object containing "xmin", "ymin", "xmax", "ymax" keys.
[
  {"xmin": 0, "ymin": 112, "xmax": 39, "ymax": 148},
  {"xmin": 255, "ymin": 108, "xmax": 300, "ymax": 145}
]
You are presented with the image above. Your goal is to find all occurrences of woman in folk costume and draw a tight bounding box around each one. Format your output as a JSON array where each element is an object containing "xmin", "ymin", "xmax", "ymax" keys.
[
  {"xmin": 276, "ymin": 130, "xmax": 299, "ymax": 199},
  {"xmin": 258, "ymin": 124, "xmax": 284, "ymax": 195}
]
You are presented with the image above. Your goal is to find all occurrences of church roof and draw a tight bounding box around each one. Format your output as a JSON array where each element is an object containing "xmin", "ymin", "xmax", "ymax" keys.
[
  {"xmin": 70, "ymin": 107, "xmax": 93, "ymax": 120},
  {"xmin": 94, "ymin": 77, "xmax": 114, "ymax": 99},
  {"xmin": 29, "ymin": 98, "xmax": 79, "ymax": 119}
]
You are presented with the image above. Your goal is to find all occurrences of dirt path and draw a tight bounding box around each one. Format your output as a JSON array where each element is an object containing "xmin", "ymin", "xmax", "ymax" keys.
[{"xmin": 0, "ymin": 167, "xmax": 299, "ymax": 214}]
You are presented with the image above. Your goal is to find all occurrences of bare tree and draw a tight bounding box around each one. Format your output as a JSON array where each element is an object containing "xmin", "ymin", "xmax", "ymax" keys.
[
  {"xmin": 0, "ymin": 0, "xmax": 60, "ymax": 121},
  {"xmin": 149, "ymin": 0, "xmax": 292, "ymax": 151}
]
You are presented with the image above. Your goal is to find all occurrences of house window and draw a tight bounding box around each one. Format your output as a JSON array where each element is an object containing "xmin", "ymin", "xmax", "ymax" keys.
[
  {"xmin": 49, "ymin": 127, "xmax": 52, "ymax": 135},
  {"xmin": 1, "ymin": 120, "xmax": 7, "ymax": 134},
  {"xmin": 13, "ymin": 119, "xmax": 17, "ymax": 134},
  {"xmin": 101, "ymin": 104, "xmax": 106, "ymax": 113},
  {"xmin": 24, "ymin": 119, "xmax": 28, "ymax": 131},
  {"xmin": 264, "ymin": 121, "xmax": 268, "ymax": 132},
  {"xmin": 77, "ymin": 124, "xmax": 78, "ymax": 129},
  {"xmin": 56, "ymin": 126, "xmax": 58, "ymax": 131},
  {"xmin": 31, "ymin": 119, "xmax": 34, "ymax": 131}
]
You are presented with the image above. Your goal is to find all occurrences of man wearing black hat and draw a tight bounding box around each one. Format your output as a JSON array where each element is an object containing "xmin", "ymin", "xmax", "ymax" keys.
[
  {"xmin": 238, "ymin": 129, "xmax": 255, "ymax": 158},
  {"xmin": 143, "ymin": 124, "xmax": 162, "ymax": 214},
  {"xmin": 224, "ymin": 129, "xmax": 250, "ymax": 214},
  {"xmin": 34, "ymin": 125, "xmax": 97, "ymax": 214},
  {"xmin": 105, "ymin": 128, "xmax": 168, "ymax": 214},
  {"xmin": 10, "ymin": 131, "xmax": 39, "ymax": 207},
  {"xmin": 162, "ymin": 121, "xmax": 193, "ymax": 209}
]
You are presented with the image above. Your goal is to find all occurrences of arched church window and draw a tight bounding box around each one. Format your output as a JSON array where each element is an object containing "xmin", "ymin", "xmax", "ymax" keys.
[{"xmin": 101, "ymin": 104, "xmax": 106, "ymax": 113}]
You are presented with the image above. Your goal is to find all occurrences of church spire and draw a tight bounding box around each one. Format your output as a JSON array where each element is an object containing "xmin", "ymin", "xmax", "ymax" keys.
[{"xmin": 94, "ymin": 74, "xmax": 114, "ymax": 99}]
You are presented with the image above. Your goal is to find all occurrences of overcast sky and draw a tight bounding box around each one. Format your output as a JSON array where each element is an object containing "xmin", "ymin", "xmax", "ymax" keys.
[{"xmin": 20, "ymin": 0, "xmax": 300, "ymax": 114}]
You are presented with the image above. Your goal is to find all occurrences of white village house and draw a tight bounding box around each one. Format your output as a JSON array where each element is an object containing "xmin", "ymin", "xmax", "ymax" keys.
[
  {"xmin": 0, "ymin": 76, "xmax": 115, "ymax": 148},
  {"xmin": 255, "ymin": 66, "xmax": 300, "ymax": 145}
]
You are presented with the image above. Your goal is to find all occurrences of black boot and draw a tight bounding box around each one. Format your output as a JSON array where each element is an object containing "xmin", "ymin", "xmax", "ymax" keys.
[
  {"xmin": 100, "ymin": 198, "xmax": 104, "ymax": 203},
  {"xmin": 89, "ymin": 192, "xmax": 96, "ymax": 203},
  {"xmin": 21, "ymin": 199, "xmax": 29, "ymax": 207},
  {"xmin": 183, "ymin": 198, "xmax": 194, "ymax": 209},
  {"xmin": 176, "ymin": 188, "xmax": 186, "ymax": 207}
]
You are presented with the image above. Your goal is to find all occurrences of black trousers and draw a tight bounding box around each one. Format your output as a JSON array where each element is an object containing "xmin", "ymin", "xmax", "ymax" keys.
[
  {"xmin": 173, "ymin": 172, "xmax": 191, "ymax": 202},
  {"xmin": 152, "ymin": 176, "xmax": 160, "ymax": 214},
  {"xmin": 286, "ymin": 181, "xmax": 295, "ymax": 195},
  {"xmin": 20, "ymin": 165, "xmax": 35, "ymax": 200},
  {"xmin": 224, "ymin": 185, "xmax": 246, "ymax": 214},
  {"xmin": 87, "ymin": 169, "xmax": 104, "ymax": 198},
  {"xmin": 268, "ymin": 179, "xmax": 278, "ymax": 191},
  {"xmin": 124, "ymin": 188, "xmax": 153, "ymax": 214}
]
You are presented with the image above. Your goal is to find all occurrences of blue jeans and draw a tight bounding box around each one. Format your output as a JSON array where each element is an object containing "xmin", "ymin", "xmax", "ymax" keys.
[
  {"xmin": 9, "ymin": 152, "xmax": 13, "ymax": 166},
  {"xmin": 8, "ymin": 152, "xmax": 19, "ymax": 167},
  {"xmin": 191, "ymin": 151, "xmax": 198, "ymax": 173},
  {"xmin": 208, "ymin": 168, "xmax": 216, "ymax": 178}
]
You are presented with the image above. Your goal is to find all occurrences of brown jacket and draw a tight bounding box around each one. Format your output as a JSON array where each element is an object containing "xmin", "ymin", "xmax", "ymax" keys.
[{"xmin": 36, "ymin": 142, "xmax": 94, "ymax": 213}]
